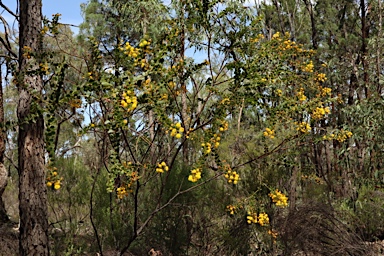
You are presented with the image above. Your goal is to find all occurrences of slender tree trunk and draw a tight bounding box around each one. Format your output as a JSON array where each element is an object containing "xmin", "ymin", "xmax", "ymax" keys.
[
  {"xmin": 179, "ymin": 3, "xmax": 189, "ymax": 163},
  {"xmin": 0, "ymin": 63, "xmax": 9, "ymax": 224},
  {"xmin": 303, "ymin": 0, "xmax": 318, "ymax": 49},
  {"xmin": 376, "ymin": 0, "xmax": 382, "ymax": 94},
  {"xmin": 289, "ymin": 158, "xmax": 298, "ymax": 211},
  {"xmin": 18, "ymin": 0, "xmax": 49, "ymax": 255},
  {"xmin": 360, "ymin": 0, "xmax": 369, "ymax": 98}
]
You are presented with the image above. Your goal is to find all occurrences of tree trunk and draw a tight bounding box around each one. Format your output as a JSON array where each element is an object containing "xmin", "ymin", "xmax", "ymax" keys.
[
  {"xmin": 0, "ymin": 64, "xmax": 8, "ymax": 224},
  {"xmin": 18, "ymin": 0, "xmax": 49, "ymax": 255}
]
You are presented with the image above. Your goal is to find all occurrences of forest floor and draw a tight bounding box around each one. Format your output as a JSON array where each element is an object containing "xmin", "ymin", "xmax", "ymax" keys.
[{"xmin": 1, "ymin": 222, "xmax": 384, "ymax": 256}]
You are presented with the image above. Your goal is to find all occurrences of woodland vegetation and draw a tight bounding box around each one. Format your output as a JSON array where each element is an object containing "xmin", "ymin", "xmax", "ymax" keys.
[{"xmin": 1, "ymin": 0, "xmax": 384, "ymax": 255}]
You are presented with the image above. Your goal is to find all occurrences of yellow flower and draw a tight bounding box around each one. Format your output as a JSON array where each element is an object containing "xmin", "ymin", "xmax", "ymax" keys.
[
  {"xmin": 321, "ymin": 87, "xmax": 332, "ymax": 96},
  {"xmin": 312, "ymin": 106, "xmax": 330, "ymax": 120},
  {"xmin": 272, "ymin": 32, "xmax": 280, "ymax": 39},
  {"xmin": 316, "ymin": 73, "xmax": 327, "ymax": 82},
  {"xmin": 224, "ymin": 170, "xmax": 240, "ymax": 184},
  {"xmin": 47, "ymin": 182, "xmax": 52, "ymax": 187},
  {"xmin": 303, "ymin": 61, "xmax": 314, "ymax": 72},
  {"xmin": 116, "ymin": 187, "xmax": 128, "ymax": 199},
  {"xmin": 297, "ymin": 88, "xmax": 307, "ymax": 102},
  {"xmin": 296, "ymin": 121, "xmax": 311, "ymax": 134},
  {"xmin": 188, "ymin": 168, "xmax": 202, "ymax": 182},
  {"xmin": 226, "ymin": 205, "xmax": 236, "ymax": 215},
  {"xmin": 54, "ymin": 182, "xmax": 61, "ymax": 190},
  {"xmin": 263, "ymin": 128, "xmax": 275, "ymax": 139},
  {"xmin": 269, "ymin": 189, "xmax": 288, "ymax": 208},
  {"xmin": 258, "ymin": 213, "xmax": 269, "ymax": 226},
  {"xmin": 246, "ymin": 212, "xmax": 258, "ymax": 224},
  {"xmin": 156, "ymin": 162, "xmax": 169, "ymax": 173},
  {"xmin": 268, "ymin": 229, "xmax": 278, "ymax": 239}
]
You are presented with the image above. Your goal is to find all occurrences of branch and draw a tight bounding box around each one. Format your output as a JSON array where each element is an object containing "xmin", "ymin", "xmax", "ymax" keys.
[
  {"xmin": 0, "ymin": 1, "xmax": 19, "ymax": 21},
  {"xmin": 119, "ymin": 172, "xmax": 222, "ymax": 256},
  {"xmin": 232, "ymin": 136, "xmax": 294, "ymax": 170},
  {"xmin": 0, "ymin": 16, "xmax": 18, "ymax": 59}
]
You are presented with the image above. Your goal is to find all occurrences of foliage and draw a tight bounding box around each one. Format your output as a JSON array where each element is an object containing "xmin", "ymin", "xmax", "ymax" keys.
[{"xmin": 2, "ymin": 0, "xmax": 384, "ymax": 255}]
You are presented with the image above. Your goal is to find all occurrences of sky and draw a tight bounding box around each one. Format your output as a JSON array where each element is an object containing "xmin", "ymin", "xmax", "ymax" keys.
[
  {"xmin": 0, "ymin": 1, "xmax": 257, "ymax": 35},
  {"xmin": 0, "ymin": 0, "xmax": 257, "ymax": 62},
  {"xmin": 1, "ymin": 0, "xmax": 84, "ymax": 33}
]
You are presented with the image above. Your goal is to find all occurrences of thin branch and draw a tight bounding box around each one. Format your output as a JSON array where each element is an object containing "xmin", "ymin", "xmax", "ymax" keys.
[
  {"xmin": 0, "ymin": 16, "xmax": 18, "ymax": 58},
  {"xmin": 0, "ymin": 1, "xmax": 19, "ymax": 21},
  {"xmin": 232, "ymin": 136, "xmax": 294, "ymax": 170}
]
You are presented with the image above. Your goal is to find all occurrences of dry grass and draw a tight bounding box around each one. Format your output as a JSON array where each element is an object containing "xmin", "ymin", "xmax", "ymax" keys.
[{"xmin": 277, "ymin": 201, "xmax": 372, "ymax": 256}]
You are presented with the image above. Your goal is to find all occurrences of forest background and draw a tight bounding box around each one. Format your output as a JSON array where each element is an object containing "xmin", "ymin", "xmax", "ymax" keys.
[{"xmin": 0, "ymin": 0, "xmax": 384, "ymax": 255}]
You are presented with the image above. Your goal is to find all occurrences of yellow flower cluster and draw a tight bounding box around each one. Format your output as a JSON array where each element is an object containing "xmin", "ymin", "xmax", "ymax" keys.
[
  {"xmin": 296, "ymin": 121, "xmax": 311, "ymax": 133},
  {"xmin": 281, "ymin": 39, "xmax": 296, "ymax": 50},
  {"xmin": 46, "ymin": 167, "xmax": 62, "ymax": 190},
  {"xmin": 224, "ymin": 169, "xmax": 240, "ymax": 184},
  {"xmin": 247, "ymin": 212, "xmax": 258, "ymax": 224},
  {"xmin": 47, "ymin": 179, "xmax": 61, "ymax": 190},
  {"xmin": 247, "ymin": 212, "xmax": 270, "ymax": 226},
  {"xmin": 320, "ymin": 87, "xmax": 332, "ymax": 96},
  {"xmin": 275, "ymin": 89, "xmax": 282, "ymax": 97},
  {"xmin": 136, "ymin": 58, "xmax": 148, "ymax": 69},
  {"xmin": 268, "ymin": 229, "xmax": 278, "ymax": 239},
  {"xmin": 169, "ymin": 122, "xmax": 184, "ymax": 139},
  {"xmin": 188, "ymin": 168, "xmax": 202, "ymax": 182},
  {"xmin": 117, "ymin": 187, "xmax": 128, "ymax": 199},
  {"xmin": 168, "ymin": 81, "xmax": 176, "ymax": 89},
  {"xmin": 272, "ymin": 32, "xmax": 280, "ymax": 40},
  {"xmin": 258, "ymin": 213, "xmax": 270, "ymax": 226},
  {"xmin": 250, "ymin": 33, "xmax": 264, "ymax": 43},
  {"xmin": 263, "ymin": 128, "xmax": 275, "ymax": 139},
  {"xmin": 219, "ymin": 121, "xmax": 229, "ymax": 132},
  {"xmin": 312, "ymin": 106, "xmax": 330, "ymax": 120},
  {"xmin": 121, "ymin": 42, "xmax": 140, "ymax": 58},
  {"xmin": 121, "ymin": 90, "xmax": 138, "ymax": 112},
  {"xmin": 297, "ymin": 87, "xmax": 307, "ymax": 102},
  {"xmin": 323, "ymin": 129, "xmax": 352, "ymax": 142},
  {"xmin": 220, "ymin": 97, "xmax": 230, "ymax": 105},
  {"xmin": 40, "ymin": 63, "xmax": 49, "ymax": 75},
  {"xmin": 316, "ymin": 73, "xmax": 327, "ymax": 82},
  {"xmin": 303, "ymin": 61, "xmax": 314, "ymax": 72},
  {"xmin": 226, "ymin": 205, "xmax": 237, "ymax": 215},
  {"xmin": 125, "ymin": 171, "xmax": 139, "ymax": 193},
  {"xmin": 269, "ymin": 189, "xmax": 288, "ymax": 208},
  {"xmin": 87, "ymin": 72, "xmax": 94, "ymax": 80},
  {"xmin": 212, "ymin": 133, "xmax": 221, "ymax": 148},
  {"xmin": 200, "ymin": 123, "xmax": 227, "ymax": 153},
  {"xmin": 201, "ymin": 142, "xmax": 212, "ymax": 154},
  {"xmin": 156, "ymin": 162, "xmax": 169, "ymax": 173},
  {"xmin": 41, "ymin": 26, "xmax": 49, "ymax": 35},
  {"xmin": 22, "ymin": 46, "xmax": 32, "ymax": 59},
  {"xmin": 138, "ymin": 39, "xmax": 150, "ymax": 48},
  {"xmin": 336, "ymin": 129, "xmax": 353, "ymax": 142},
  {"xmin": 336, "ymin": 93, "xmax": 344, "ymax": 104}
]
